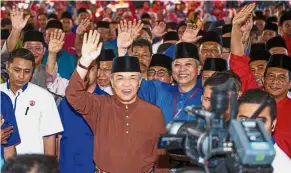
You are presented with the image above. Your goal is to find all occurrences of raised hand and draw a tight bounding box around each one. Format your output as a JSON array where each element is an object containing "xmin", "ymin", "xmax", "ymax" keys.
[
  {"xmin": 233, "ymin": 3, "xmax": 256, "ymax": 26},
  {"xmin": 81, "ymin": 30, "xmax": 103, "ymax": 64},
  {"xmin": 152, "ymin": 22, "xmax": 167, "ymax": 38},
  {"xmin": 76, "ymin": 19, "xmax": 90, "ymax": 36},
  {"xmin": 180, "ymin": 23, "xmax": 202, "ymax": 43},
  {"xmin": 117, "ymin": 19, "xmax": 143, "ymax": 49},
  {"xmin": 48, "ymin": 29, "xmax": 65, "ymax": 54},
  {"xmin": 10, "ymin": 5, "xmax": 30, "ymax": 31}
]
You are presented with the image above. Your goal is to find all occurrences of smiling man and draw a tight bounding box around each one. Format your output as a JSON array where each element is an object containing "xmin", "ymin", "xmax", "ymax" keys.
[
  {"xmin": 66, "ymin": 31, "xmax": 168, "ymax": 173},
  {"xmin": 147, "ymin": 54, "xmax": 173, "ymax": 84},
  {"xmin": 264, "ymin": 54, "xmax": 291, "ymax": 158},
  {"xmin": 249, "ymin": 49, "xmax": 271, "ymax": 88}
]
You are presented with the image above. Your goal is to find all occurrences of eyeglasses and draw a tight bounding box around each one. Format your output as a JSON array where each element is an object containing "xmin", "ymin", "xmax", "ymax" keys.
[
  {"xmin": 99, "ymin": 68, "xmax": 111, "ymax": 74},
  {"xmin": 147, "ymin": 69, "xmax": 169, "ymax": 77}
]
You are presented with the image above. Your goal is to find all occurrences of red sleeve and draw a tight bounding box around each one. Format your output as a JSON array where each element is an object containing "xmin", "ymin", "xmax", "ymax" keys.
[{"xmin": 230, "ymin": 53, "xmax": 259, "ymax": 93}]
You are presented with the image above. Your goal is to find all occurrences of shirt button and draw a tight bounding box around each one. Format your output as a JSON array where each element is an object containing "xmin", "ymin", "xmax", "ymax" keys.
[
  {"xmin": 126, "ymin": 115, "xmax": 129, "ymax": 118},
  {"xmin": 126, "ymin": 131, "xmax": 129, "ymax": 134},
  {"xmin": 126, "ymin": 123, "xmax": 129, "ymax": 126}
]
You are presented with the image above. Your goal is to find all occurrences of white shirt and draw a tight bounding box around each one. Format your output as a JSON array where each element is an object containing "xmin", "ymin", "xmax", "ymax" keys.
[
  {"xmin": 272, "ymin": 144, "xmax": 291, "ymax": 173},
  {"xmin": 0, "ymin": 82, "xmax": 63, "ymax": 155},
  {"xmin": 98, "ymin": 84, "xmax": 113, "ymax": 95},
  {"xmin": 152, "ymin": 40, "xmax": 163, "ymax": 54}
]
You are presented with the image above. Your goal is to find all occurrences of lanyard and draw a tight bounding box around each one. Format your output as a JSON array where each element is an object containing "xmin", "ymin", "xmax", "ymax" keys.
[{"xmin": 173, "ymin": 88, "xmax": 199, "ymax": 119}]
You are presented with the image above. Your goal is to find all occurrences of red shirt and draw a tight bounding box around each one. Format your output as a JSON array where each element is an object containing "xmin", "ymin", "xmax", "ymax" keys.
[
  {"xmin": 273, "ymin": 97, "xmax": 291, "ymax": 158},
  {"xmin": 63, "ymin": 32, "xmax": 77, "ymax": 56},
  {"xmin": 282, "ymin": 35, "xmax": 291, "ymax": 57},
  {"xmin": 230, "ymin": 53, "xmax": 259, "ymax": 92}
]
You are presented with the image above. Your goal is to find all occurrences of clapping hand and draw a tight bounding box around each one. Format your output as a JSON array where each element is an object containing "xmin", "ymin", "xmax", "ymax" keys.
[
  {"xmin": 81, "ymin": 30, "xmax": 103, "ymax": 66},
  {"xmin": 10, "ymin": 5, "xmax": 30, "ymax": 31},
  {"xmin": 152, "ymin": 22, "xmax": 167, "ymax": 38},
  {"xmin": 180, "ymin": 22, "xmax": 202, "ymax": 43},
  {"xmin": 48, "ymin": 29, "xmax": 65, "ymax": 54},
  {"xmin": 117, "ymin": 19, "xmax": 143, "ymax": 49}
]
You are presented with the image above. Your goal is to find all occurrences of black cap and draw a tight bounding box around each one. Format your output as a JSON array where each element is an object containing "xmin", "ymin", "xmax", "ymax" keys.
[
  {"xmin": 157, "ymin": 43, "xmax": 174, "ymax": 54},
  {"xmin": 267, "ymin": 54, "xmax": 291, "ymax": 72},
  {"xmin": 141, "ymin": 13, "xmax": 151, "ymax": 20},
  {"xmin": 61, "ymin": 11, "xmax": 72, "ymax": 20},
  {"xmin": 249, "ymin": 49, "xmax": 271, "ymax": 63},
  {"xmin": 47, "ymin": 13, "xmax": 58, "ymax": 20},
  {"xmin": 111, "ymin": 56, "xmax": 141, "ymax": 73},
  {"xmin": 222, "ymin": 24, "xmax": 232, "ymax": 35},
  {"xmin": 150, "ymin": 54, "xmax": 172, "ymax": 71},
  {"xmin": 203, "ymin": 58, "xmax": 227, "ymax": 71},
  {"xmin": 263, "ymin": 23, "xmax": 278, "ymax": 33},
  {"xmin": 1, "ymin": 18, "xmax": 11, "ymax": 27},
  {"xmin": 251, "ymin": 43, "xmax": 266, "ymax": 51},
  {"xmin": 23, "ymin": 23, "xmax": 35, "ymax": 32},
  {"xmin": 222, "ymin": 37, "xmax": 231, "ymax": 49},
  {"xmin": 254, "ymin": 11, "xmax": 264, "ymax": 18},
  {"xmin": 99, "ymin": 49, "xmax": 115, "ymax": 61},
  {"xmin": 200, "ymin": 31, "xmax": 222, "ymax": 46},
  {"xmin": 266, "ymin": 36, "xmax": 287, "ymax": 50},
  {"xmin": 266, "ymin": 16, "xmax": 278, "ymax": 24},
  {"xmin": 46, "ymin": 20, "xmax": 63, "ymax": 30},
  {"xmin": 97, "ymin": 21, "xmax": 110, "ymax": 29},
  {"xmin": 279, "ymin": 10, "xmax": 291, "ymax": 25},
  {"xmin": 23, "ymin": 31, "xmax": 45, "ymax": 44},
  {"xmin": 78, "ymin": 8, "xmax": 88, "ymax": 16},
  {"xmin": 174, "ymin": 42, "xmax": 199, "ymax": 60},
  {"xmin": 163, "ymin": 31, "xmax": 179, "ymax": 42},
  {"xmin": 1, "ymin": 29, "xmax": 9, "ymax": 40}
]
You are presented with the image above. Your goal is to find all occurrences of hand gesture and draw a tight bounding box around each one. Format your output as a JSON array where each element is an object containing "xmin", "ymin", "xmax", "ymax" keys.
[
  {"xmin": 117, "ymin": 19, "xmax": 143, "ymax": 49},
  {"xmin": 76, "ymin": 19, "xmax": 90, "ymax": 36},
  {"xmin": 1, "ymin": 116, "xmax": 13, "ymax": 145},
  {"xmin": 81, "ymin": 30, "xmax": 103, "ymax": 63},
  {"xmin": 10, "ymin": 5, "xmax": 30, "ymax": 31},
  {"xmin": 152, "ymin": 22, "xmax": 166, "ymax": 38},
  {"xmin": 233, "ymin": 3, "xmax": 256, "ymax": 26},
  {"xmin": 180, "ymin": 23, "xmax": 202, "ymax": 43},
  {"xmin": 48, "ymin": 29, "xmax": 65, "ymax": 54}
]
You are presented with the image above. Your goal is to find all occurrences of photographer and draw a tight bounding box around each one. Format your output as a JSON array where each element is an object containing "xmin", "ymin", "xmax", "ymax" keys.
[{"xmin": 237, "ymin": 89, "xmax": 291, "ymax": 173}]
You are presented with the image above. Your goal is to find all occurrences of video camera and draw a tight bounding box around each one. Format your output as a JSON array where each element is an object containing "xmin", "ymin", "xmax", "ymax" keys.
[{"xmin": 158, "ymin": 79, "xmax": 275, "ymax": 173}]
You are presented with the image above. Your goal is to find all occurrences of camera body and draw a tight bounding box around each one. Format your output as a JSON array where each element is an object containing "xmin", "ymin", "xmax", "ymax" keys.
[{"xmin": 158, "ymin": 79, "xmax": 275, "ymax": 172}]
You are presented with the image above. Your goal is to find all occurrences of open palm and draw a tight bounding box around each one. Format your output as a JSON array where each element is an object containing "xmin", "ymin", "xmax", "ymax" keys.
[
  {"xmin": 152, "ymin": 22, "xmax": 166, "ymax": 38},
  {"xmin": 82, "ymin": 30, "xmax": 103, "ymax": 61},
  {"xmin": 11, "ymin": 5, "xmax": 30, "ymax": 31},
  {"xmin": 117, "ymin": 19, "xmax": 143, "ymax": 49},
  {"xmin": 49, "ymin": 29, "xmax": 65, "ymax": 54},
  {"xmin": 181, "ymin": 23, "xmax": 201, "ymax": 43}
]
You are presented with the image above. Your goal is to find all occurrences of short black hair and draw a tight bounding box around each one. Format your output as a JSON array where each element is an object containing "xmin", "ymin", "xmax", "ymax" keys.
[
  {"xmin": 166, "ymin": 22, "xmax": 178, "ymax": 31},
  {"xmin": 238, "ymin": 89, "xmax": 277, "ymax": 122},
  {"xmin": 157, "ymin": 43, "xmax": 173, "ymax": 54},
  {"xmin": 204, "ymin": 71, "xmax": 242, "ymax": 92},
  {"xmin": 141, "ymin": 20, "xmax": 152, "ymax": 29},
  {"xmin": 8, "ymin": 48, "xmax": 35, "ymax": 68},
  {"xmin": 132, "ymin": 38, "xmax": 153, "ymax": 55},
  {"xmin": 2, "ymin": 154, "xmax": 59, "ymax": 173},
  {"xmin": 177, "ymin": 21, "xmax": 187, "ymax": 31},
  {"xmin": 1, "ymin": 18, "xmax": 11, "ymax": 27},
  {"xmin": 141, "ymin": 13, "xmax": 151, "ymax": 20}
]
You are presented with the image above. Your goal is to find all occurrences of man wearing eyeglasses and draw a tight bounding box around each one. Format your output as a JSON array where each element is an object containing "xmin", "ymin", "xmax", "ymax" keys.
[
  {"xmin": 97, "ymin": 49, "xmax": 115, "ymax": 95},
  {"xmin": 147, "ymin": 54, "xmax": 173, "ymax": 84}
]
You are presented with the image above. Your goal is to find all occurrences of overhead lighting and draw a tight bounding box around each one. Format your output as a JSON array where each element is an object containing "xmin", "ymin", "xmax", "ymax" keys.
[
  {"xmin": 90, "ymin": 0, "xmax": 96, "ymax": 5},
  {"xmin": 23, "ymin": 3, "xmax": 29, "ymax": 9},
  {"xmin": 24, "ymin": 0, "xmax": 30, "ymax": 4},
  {"xmin": 1, "ymin": 7, "xmax": 5, "ymax": 11}
]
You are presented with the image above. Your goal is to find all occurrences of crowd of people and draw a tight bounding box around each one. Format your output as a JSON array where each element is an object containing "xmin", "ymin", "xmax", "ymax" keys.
[{"xmin": 1, "ymin": 1, "xmax": 291, "ymax": 173}]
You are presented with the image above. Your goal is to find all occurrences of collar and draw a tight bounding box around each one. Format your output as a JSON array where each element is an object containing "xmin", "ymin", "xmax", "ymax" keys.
[
  {"xmin": 177, "ymin": 80, "xmax": 202, "ymax": 96},
  {"xmin": 6, "ymin": 80, "xmax": 29, "ymax": 93},
  {"xmin": 113, "ymin": 95, "xmax": 139, "ymax": 109}
]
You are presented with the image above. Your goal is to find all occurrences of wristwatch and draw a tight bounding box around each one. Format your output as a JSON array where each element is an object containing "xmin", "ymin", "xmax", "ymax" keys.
[{"xmin": 78, "ymin": 61, "xmax": 89, "ymax": 70}]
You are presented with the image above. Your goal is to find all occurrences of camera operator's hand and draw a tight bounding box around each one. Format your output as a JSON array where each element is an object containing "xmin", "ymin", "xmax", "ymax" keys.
[{"xmin": 180, "ymin": 23, "xmax": 202, "ymax": 44}]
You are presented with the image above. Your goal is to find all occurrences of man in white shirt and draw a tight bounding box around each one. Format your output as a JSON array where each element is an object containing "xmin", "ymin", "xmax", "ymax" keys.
[
  {"xmin": 236, "ymin": 89, "xmax": 291, "ymax": 173},
  {"xmin": 1, "ymin": 48, "xmax": 63, "ymax": 156}
]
